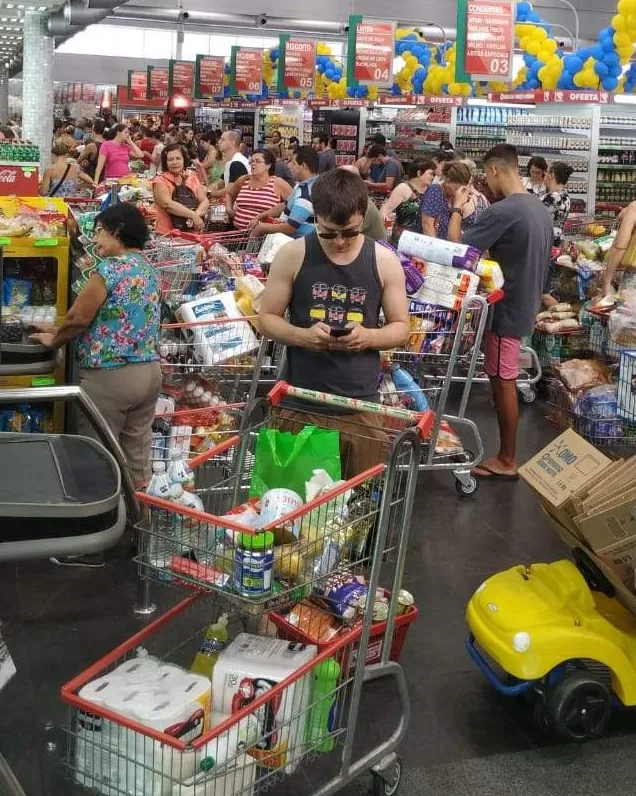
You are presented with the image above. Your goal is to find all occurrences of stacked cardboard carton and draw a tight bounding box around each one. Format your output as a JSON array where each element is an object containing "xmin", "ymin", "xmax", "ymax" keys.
[{"xmin": 519, "ymin": 428, "xmax": 636, "ymax": 614}]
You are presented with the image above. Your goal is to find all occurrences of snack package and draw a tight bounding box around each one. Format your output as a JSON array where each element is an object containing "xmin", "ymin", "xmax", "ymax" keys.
[
  {"xmin": 3, "ymin": 278, "xmax": 31, "ymax": 309},
  {"xmin": 284, "ymin": 602, "xmax": 341, "ymax": 644},
  {"xmin": 313, "ymin": 572, "xmax": 369, "ymax": 623},
  {"xmin": 556, "ymin": 359, "xmax": 612, "ymax": 394},
  {"xmin": 475, "ymin": 259, "xmax": 504, "ymax": 291},
  {"xmin": 435, "ymin": 421, "xmax": 464, "ymax": 455}
]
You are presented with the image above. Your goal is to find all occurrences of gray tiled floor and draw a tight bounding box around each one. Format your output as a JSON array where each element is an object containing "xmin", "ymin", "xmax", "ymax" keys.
[{"xmin": 2, "ymin": 386, "xmax": 635, "ymax": 795}]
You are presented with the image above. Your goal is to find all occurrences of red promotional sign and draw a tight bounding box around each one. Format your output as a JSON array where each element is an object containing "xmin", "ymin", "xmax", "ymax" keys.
[
  {"xmin": 148, "ymin": 66, "xmax": 169, "ymax": 100},
  {"xmin": 128, "ymin": 70, "xmax": 147, "ymax": 102},
  {"xmin": 543, "ymin": 89, "xmax": 610, "ymax": 104},
  {"xmin": 195, "ymin": 55, "xmax": 225, "ymax": 99},
  {"xmin": 378, "ymin": 94, "xmax": 466, "ymax": 106},
  {"xmin": 283, "ymin": 38, "xmax": 315, "ymax": 90},
  {"xmin": 488, "ymin": 91, "xmax": 539, "ymax": 103},
  {"xmin": 234, "ymin": 48, "xmax": 263, "ymax": 94},
  {"xmin": 0, "ymin": 166, "xmax": 39, "ymax": 196},
  {"xmin": 464, "ymin": 0, "xmax": 515, "ymax": 81},
  {"xmin": 307, "ymin": 98, "xmax": 369, "ymax": 108},
  {"xmin": 81, "ymin": 84, "xmax": 95, "ymax": 102},
  {"xmin": 169, "ymin": 60, "xmax": 195, "ymax": 97},
  {"xmin": 353, "ymin": 20, "xmax": 395, "ymax": 87}
]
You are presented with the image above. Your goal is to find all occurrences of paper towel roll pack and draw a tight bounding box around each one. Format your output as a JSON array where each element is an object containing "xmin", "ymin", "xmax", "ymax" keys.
[
  {"xmin": 398, "ymin": 230, "xmax": 481, "ymax": 272},
  {"xmin": 175, "ymin": 292, "xmax": 260, "ymax": 367}
]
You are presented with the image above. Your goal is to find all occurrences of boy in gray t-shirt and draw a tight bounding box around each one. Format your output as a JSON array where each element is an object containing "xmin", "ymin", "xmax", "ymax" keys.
[{"xmin": 448, "ymin": 144, "xmax": 552, "ymax": 481}]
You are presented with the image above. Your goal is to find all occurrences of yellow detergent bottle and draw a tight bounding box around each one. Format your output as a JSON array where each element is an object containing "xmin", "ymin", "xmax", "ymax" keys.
[{"xmin": 191, "ymin": 613, "xmax": 229, "ymax": 683}]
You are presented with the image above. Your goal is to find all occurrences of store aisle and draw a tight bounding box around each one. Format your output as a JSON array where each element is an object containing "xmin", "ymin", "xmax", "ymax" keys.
[{"xmin": 1, "ymin": 387, "xmax": 635, "ymax": 796}]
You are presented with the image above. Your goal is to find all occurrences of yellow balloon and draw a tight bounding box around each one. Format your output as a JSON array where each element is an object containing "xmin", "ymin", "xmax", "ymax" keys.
[
  {"xmin": 534, "ymin": 27, "xmax": 548, "ymax": 41},
  {"xmin": 573, "ymin": 72, "xmax": 586, "ymax": 87},
  {"xmin": 626, "ymin": 0, "xmax": 636, "ymax": 12},
  {"xmin": 615, "ymin": 30, "xmax": 631, "ymax": 48},
  {"xmin": 544, "ymin": 39, "xmax": 558, "ymax": 53},
  {"xmin": 527, "ymin": 41, "xmax": 540, "ymax": 55},
  {"xmin": 618, "ymin": 0, "xmax": 631, "ymax": 13},
  {"xmin": 614, "ymin": 14, "xmax": 628, "ymax": 31},
  {"xmin": 628, "ymin": 27, "xmax": 636, "ymax": 41},
  {"xmin": 520, "ymin": 36, "xmax": 530, "ymax": 49}
]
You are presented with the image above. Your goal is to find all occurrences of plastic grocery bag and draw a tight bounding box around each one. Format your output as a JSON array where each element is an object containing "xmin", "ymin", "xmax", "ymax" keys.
[{"xmin": 249, "ymin": 425, "xmax": 341, "ymax": 499}]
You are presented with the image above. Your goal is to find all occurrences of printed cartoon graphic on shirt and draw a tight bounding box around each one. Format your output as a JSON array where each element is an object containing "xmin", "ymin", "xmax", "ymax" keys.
[
  {"xmin": 308, "ymin": 281, "xmax": 368, "ymax": 326},
  {"xmin": 311, "ymin": 282, "xmax": 329, "ymax": 300},
  {"xmin": 327, "ymin": 306, "xmax": 346, "ymax": 324},
  {"xmin": 310, "ymin": 304, "xmax": 327, "ymax": 321},
  {"xmin": 330, "ymin": 284, "xmax": 347, "ymax": 302}
]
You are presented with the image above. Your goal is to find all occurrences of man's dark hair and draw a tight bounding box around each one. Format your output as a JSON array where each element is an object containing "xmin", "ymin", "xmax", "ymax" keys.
[
  {"xmin": 161, "ymin": 142, "xmax": 191, "ymax": 171},
  {"xmin": 483, "ymin": 144, "xmax": 519, "ymax": 169},
  {"xmin": 294, "ymin": 145, "xmax": 319, "ymax": 174},
  {"xmin": 527, "ymin": 156, "xmax": 548, "ymax": 176},
  {"xmin": 432, "ymin": 150, "xmax": 457, "ymax": 165},
  {"xmin": 316, "ymin": 132, "xmax": 329, "ymax": 146},
  {"xmin": 93, "ymin": 119, "xmax": 106, "ymax": 135},
  {"xmin": 311, "ymin": 169, "xmax": 368, "ymax": 225},
  {"xmin": 406, "ymin": 158, "xmax": 435, "ymax": 179},
  {"xmin": 0, "ymin": 126, "xmax": 15, "ymax": 140},
  {"xmin": 95, "ymin": 203, "xmax": 149, "ymax": 250},
  {"xmin": 329, "ymin": 137, "xmax": 337, "ymax": 151},
  {"xmin": 372, "ymin": 132, "xmax": 386, "ymax": 146},
  {"xmin": 368, "ymin": 144, "xmax": 386, "ymax": 159}
]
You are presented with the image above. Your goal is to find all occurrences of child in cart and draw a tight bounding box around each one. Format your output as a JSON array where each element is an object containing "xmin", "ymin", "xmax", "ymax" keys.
[{"xmin": 258, "ymin": 169, "xmax": 410, "ymax": 477}]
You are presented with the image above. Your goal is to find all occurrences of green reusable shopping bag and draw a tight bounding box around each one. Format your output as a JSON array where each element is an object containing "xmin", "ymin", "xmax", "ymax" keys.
[{"xmin": 249, "ymin": 425, "xmax": 341, "ymax": 499}]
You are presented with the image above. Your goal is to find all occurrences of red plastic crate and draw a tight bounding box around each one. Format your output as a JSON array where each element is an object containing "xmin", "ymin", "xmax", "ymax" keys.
[{"xmin": 269, "ymin": 602, "xmax": 418, "ymax": 669}]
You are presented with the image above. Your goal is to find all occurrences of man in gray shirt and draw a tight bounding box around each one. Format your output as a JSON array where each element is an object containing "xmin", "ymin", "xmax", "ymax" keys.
[
  {"xmin": 313, "ymin": 133, "xmax": 337, "ymax": 173},
  {"xmin": 448, "ymin": 144, "xmax": 552, "ymax": 480}
]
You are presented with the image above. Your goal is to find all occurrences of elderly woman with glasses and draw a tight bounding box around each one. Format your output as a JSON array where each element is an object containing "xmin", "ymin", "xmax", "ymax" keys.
[
  {"xmin": 30, "ymin": 203, "xmax": 161, "ymax": 489},
  {"xmin": 226, "ymin": 148, "xmax": 292, "ymax": 230}
]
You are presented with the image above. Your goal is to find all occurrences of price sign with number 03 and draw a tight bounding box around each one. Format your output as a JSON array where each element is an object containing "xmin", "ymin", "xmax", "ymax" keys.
[
  {"xmin": 353, "ymin": 20, "xmax": 396, "ymax": 87},
  {"xmin": 462, "ymin": 0, "xmax": 515, "ymax": 81}
]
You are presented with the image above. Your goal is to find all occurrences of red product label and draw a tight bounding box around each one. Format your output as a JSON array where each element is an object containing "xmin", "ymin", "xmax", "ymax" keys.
[
  {"xmin": 354, "ymin": 21, "xmax": 394, "ymax": 86},
  {"xmin": 171, "ymin": 61, "xmax": 195, "ymax": 97},
  {"xmin": 464, "ymin": 0, "xmax": 515, "ymax": 80},
  {"xmin": 197, "ymin": 56, "xmax": 225, "ymax": 98},
  {"xmin": 235, "ymin": 48, "xmax": 263, "ymax": 94},
  {"xmin": 149, "ymin": 67, "xmax": 169, "ymax": 100},
  {"xmin": 0, "ymin": 167, "xmax": 39, "ymax": 196},
  {"xmin": 283, "ymin": 39, "xmax": 315, "ymax": 90}
]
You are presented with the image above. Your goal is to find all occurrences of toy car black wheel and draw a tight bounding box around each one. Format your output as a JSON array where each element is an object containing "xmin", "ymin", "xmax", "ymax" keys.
[
  {"xmin": 544, "ymin": 671, "xmax": 611, "ymax": 742},
  {"xmin": 455, "ymin": 476, "xmax": 478, "ymax": 496},
  {"xmin": 372, "ymin": 756, "xmax": 402, "ymax": 796}
]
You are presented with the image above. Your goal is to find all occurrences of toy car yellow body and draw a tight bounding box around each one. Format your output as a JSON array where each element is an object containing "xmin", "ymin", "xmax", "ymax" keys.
[{"xmin": 465, "ymin": 557, "xmax": 636, "ymax": 741}]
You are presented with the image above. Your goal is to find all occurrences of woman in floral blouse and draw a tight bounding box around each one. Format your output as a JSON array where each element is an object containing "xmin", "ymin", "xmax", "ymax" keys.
[
  {"xmin": 31, "ymin": 203, "xmax": 161, "ymax": 488},
  {"xmin": 542, "ymin": 161, "xmax": 573, "ymax": 305}
]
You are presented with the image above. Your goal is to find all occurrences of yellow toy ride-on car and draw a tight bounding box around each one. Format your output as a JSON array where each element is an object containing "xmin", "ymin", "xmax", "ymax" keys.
[{"xmin": 465, "ymin": 548, "xmax": 636, "ymax": 742}]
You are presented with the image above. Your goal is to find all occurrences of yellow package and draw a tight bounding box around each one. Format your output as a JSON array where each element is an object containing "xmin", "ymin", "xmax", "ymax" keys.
[{"xmin": 476, "ymin": 259, "xmax": 504, "ymax": 291}]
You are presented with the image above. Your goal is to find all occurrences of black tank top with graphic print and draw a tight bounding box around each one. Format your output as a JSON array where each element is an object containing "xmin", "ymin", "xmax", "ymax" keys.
[{"xmin": 287, "ymin": 232, "xmax": 382, "ymax": 400}]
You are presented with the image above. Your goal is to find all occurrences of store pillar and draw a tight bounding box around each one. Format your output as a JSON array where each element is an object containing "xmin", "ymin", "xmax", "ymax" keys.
[
  {"xmin": 22, "ymin": 9, "xmax": 54, "ymax": 169},
  {"xmin": 0, "ymin": 69, "xmax": 8, "ymax": 124}
]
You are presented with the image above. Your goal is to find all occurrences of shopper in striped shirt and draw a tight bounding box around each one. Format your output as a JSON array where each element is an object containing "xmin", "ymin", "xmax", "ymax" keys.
[{"xmin": 227, "ymin": 149, "xmax": 292, "ymax": 231}]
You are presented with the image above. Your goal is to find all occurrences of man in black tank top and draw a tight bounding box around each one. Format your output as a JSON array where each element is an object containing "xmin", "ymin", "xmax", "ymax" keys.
[{"xmin": 259, "ymin": 169, "xmax": 409, "ymax": 477}]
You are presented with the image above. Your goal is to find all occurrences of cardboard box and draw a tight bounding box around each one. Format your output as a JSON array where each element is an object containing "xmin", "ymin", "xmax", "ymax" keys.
[{"xmin": 518, "ymin": 429, "xmax": 611, "ymax": 509}]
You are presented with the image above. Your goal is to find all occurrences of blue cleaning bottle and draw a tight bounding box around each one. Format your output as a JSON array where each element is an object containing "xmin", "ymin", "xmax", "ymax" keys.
[{"xmin": 390, "ymin": 364, "xmax": 429, "ymax": 412}]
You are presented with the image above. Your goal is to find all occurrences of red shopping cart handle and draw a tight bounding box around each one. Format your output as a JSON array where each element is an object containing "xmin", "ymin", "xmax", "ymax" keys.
[
  {"xmin": 485, "ymin": 288, "xmax": 504, "ymax": 305},
  {"xmin": 268, "ymin": 380, "xmax": 435, "ymax": 438}
]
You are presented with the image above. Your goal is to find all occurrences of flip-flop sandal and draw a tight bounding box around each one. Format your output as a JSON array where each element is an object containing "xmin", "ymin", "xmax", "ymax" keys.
[{"xmin": 472, "ymin": 465, "xmax": 519, "ymax": 481}]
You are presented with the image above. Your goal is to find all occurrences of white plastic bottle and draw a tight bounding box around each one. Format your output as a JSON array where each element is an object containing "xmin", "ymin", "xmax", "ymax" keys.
[
  {"xmin": 167, "ymin": 451, "xmax": 196, "ymax": 491},
  {"xmin": 146, "ymin": 461, "xmax": 172, "ymax": 500},
  {"xmin": 168, "ymin": 483, "xmax": 204, "ymax": 512}
]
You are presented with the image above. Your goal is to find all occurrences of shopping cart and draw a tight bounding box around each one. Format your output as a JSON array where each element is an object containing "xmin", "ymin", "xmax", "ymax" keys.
[
  {"xmin": 367, "ymin": 186, "xmax": 391, "ymax": 209},
  {"xmin": 62, "ymin": 384, "xmax": 430, "ymax": 796}
]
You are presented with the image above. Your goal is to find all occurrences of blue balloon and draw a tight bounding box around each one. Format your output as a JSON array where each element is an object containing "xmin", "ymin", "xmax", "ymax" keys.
[
  {"xmin": 412, "ymin": 45, "xmax": 423, "ymax": 57},
  {"xmin": 441, "ymin": 83, "xmax": 449, "ymax": 93},
  {"xmin": 325, "ymin": 69, "xmax": 335, "ymax": 80},
  {"xmin": 578, "ymin": 48, "xmax": 591, "ymax": 60},
  {"xmin": 270, "ymin": 48, "xmax": 279, "ymax": 60},
  {"xmin": 527, "ymin": 10, "xmax": 540, "ymax": 22},
  {"xmin": 591, "ymin": 44, "xmax": 605, "ymax": 60},
  {"xmin": 602, "ymin": 37, "xmax": 616, "ymax": 52},
  {"xmin": 565, "ymin": 55, "xmax": 583, "ymax": 73},
  {"xmin": 293, "ymin": 90, "xmax": 301, "ymax": 98},
  {"xmin": 517, "ymin": 1, "xmax": 531, "ymax": 16},
  {"xmin": 527, "ymin": 78, "xmax": 540, "ymax": 89},
  {"xmin": 604, "ymin": 51, "xmax": 620, "ymax": 67},
  {"xmin": 609, "ymin": 64, "xmax": 623, "ymax": 78},
  {"xmin": 391, "ymin": 82, "xmax": 401, "ymax": 95},
  {"xmin": 316, "ymin": 62, "xmax": 325, "ymax": 73},
  {"xmin": 397, "ymin": 42, "xmax": 408, "ymax": 55},
  {"xmin": 404, "ymin": 33, "xmax": 418, "ymax": 40},
  {"xmin": 517, "ymin": 9, "xmax": 528, "ymax": 22},
  {"xmin": 602, "ymin": 76, "xmax": 619, "ymax": 90},
  {"xmin": 415, "ymin": 66, "xmax": 427, "ymax": 79},
  {"xmin": 595, "ymin": 62, "xmax": 610, "ymax": 77},
  {"xmin": 600, "ymin": 26, "xmax": 614, "ymax": 39}
]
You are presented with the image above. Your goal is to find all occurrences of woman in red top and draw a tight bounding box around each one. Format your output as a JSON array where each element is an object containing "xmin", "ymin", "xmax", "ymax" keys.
[
  {"xmin": 152, "ymin": 144, "xmax": 210, "ymax": 235},
  {"xmin": 227, "ymin": 149, "xmax": 292, "ymax": 231}
]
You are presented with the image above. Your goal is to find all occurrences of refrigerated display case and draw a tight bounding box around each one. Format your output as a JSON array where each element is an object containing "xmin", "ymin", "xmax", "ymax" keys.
[
  {"xmin": 257, "ymin": 104, "xmax": 304, "ymax": 149},
  {"xmin": 597, "ymin": 107, "xmax": 636, "ymax": 208},
  {"xmin": 311, "ymin": 108, "xmax": 361, "ymax": 165},
  {"xmin": 366, "ymin": 104, "xmax": 452, "ymax": 163}
]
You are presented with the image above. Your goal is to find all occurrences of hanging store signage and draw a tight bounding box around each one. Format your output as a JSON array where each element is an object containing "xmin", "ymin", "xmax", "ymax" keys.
[
  {"xmin": 169, "ymin": 60, "xmax": 195, "ymax": 98},
  {"xmin": 147, "ymin": 66, "xmax": 169, "ymax": 100},
  {"xmin": 487, "ymin": 90, "xmax": 539, "ymax": 103},
  {"xmin": 81, "ymin": 84, "xmax": 96, "ymax": 102},
  {"xmin": 278, "ymin": 36, "xmax": 316, "ymax": 92},
  {"xmin": 307, "ymin": 99, "xmax": 369, "ymax": 108},
  {"xmin": 230, "ymin": 47, "xmax": 263, "ymax": 95},
  {"xmin": 194, "ymin": 55, "xmax": 225, "ymax": 99},
  {"xmin": 127, "ymin": 70, "xmax": 147, "ymax": 102},
  {"xmin": 347, "ymin": 16, "xmax": 395, "ymax": 88},
  {"xmin": 378, "ymin": 94, "xmax": 467, "ymax": 106},
  {"xmin": 72, "ymin": 83, "xmax": 82, "ymax": 101},
  {"xmin": 543, "ymin": 89, "xmax": 610, "ymax": 104},
  {"xmin": 456, "ymin": 0, "xmax": 515, "ymax": 82}
]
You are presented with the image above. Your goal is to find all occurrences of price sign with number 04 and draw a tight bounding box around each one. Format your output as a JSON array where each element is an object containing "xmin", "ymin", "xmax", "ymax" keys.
[{"xmin": 353, "ymin": 20, "xmax": 395, "ymax": 87}]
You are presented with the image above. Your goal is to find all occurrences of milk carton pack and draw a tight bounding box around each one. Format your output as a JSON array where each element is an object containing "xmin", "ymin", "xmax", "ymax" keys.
[
  {"xmin": 212, "ymin": 634, "xmax": 317, "ymax": 774},
  {"xmin": 176, "ymin": 292, "xmax": 260, "ymax": 367}
]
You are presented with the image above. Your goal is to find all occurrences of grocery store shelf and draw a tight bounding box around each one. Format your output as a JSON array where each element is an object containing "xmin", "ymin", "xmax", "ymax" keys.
[
  {"xmin": 455, "ymin": 134, "xmax": 505, "ymax": 140},
  {"xmin": 599, "ymin": 123, "xmax": 636, "ymax": 130},
  {"xmin": 598, "ymin": 145, "xmax": 636, "ymax": 150},
  {"xmin": 0, "ymin": 161, "xmax": 39, "ymax": 168},
  {"xmin": 597, "ymin": 163, "xmax": 636, "ymax": 169}
]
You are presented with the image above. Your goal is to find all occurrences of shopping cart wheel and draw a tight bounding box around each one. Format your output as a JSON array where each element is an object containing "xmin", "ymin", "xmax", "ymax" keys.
[
  {"xmin": 518, "ymin": 385, "xmax": 537, "ymax": 404},
  {"xmin": 455, "ymin": 476, "xmax": 478, "ymax": 497},
  {"xmin": 372, "ymin": 755, "xmax": 403, "ymax": 796},
  {"xmin": 544, "ymin": 671, "xmax": 611, "ymax": 743}
]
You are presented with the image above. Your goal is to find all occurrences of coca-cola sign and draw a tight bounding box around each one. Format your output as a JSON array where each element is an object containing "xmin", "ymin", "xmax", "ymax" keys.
[{"xmin": 0, "ymin": 166, "xmax": 38, "ymax": 195}]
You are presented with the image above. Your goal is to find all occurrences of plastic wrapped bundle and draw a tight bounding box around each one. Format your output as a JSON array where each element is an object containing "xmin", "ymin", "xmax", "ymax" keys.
[
  {"xmin": 574, "ymin": 384, "xmax": 623, "ymax": 440},
  {"xmin": 397, "ymin": 230, "xmax": 481, "ymax": 272},
  {"xmin": 378, "ymin": 240, "xmax": 423, "ymax": 295}
]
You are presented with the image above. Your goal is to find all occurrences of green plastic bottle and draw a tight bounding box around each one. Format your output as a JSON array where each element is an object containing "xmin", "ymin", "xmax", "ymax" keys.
[
  {"xmin": 191, "ymin": 613, "xmax": 229, "ymax": 682},
  {"xmin": 305, "ymin": 658, "xmax": 341, "ymax": 753}
]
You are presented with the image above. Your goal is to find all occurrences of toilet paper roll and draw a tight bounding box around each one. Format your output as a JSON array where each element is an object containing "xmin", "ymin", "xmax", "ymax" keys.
[
  {"xmin": 78, "ymin": 675, "xmax": 130, "ymax": 708},
  {"xmin": 109, "ymin": 656, "xmax": 162, "ymax": 686},
  {"xmin": 176, "ymin": 673, "xmax": 212, "ymax": 725},
  {"xmin": 156, "ymin": 663, "xmax": 191, "ymax": 689},
  {"xmin": 131, "ymin": 692, "xmax": 195, "ymax": 733}
]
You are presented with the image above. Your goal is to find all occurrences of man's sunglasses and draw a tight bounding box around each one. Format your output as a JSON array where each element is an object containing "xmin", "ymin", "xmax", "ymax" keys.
[{"xmin": 316, "ymin": 226, "xmax": 362, "ymax": 240}]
